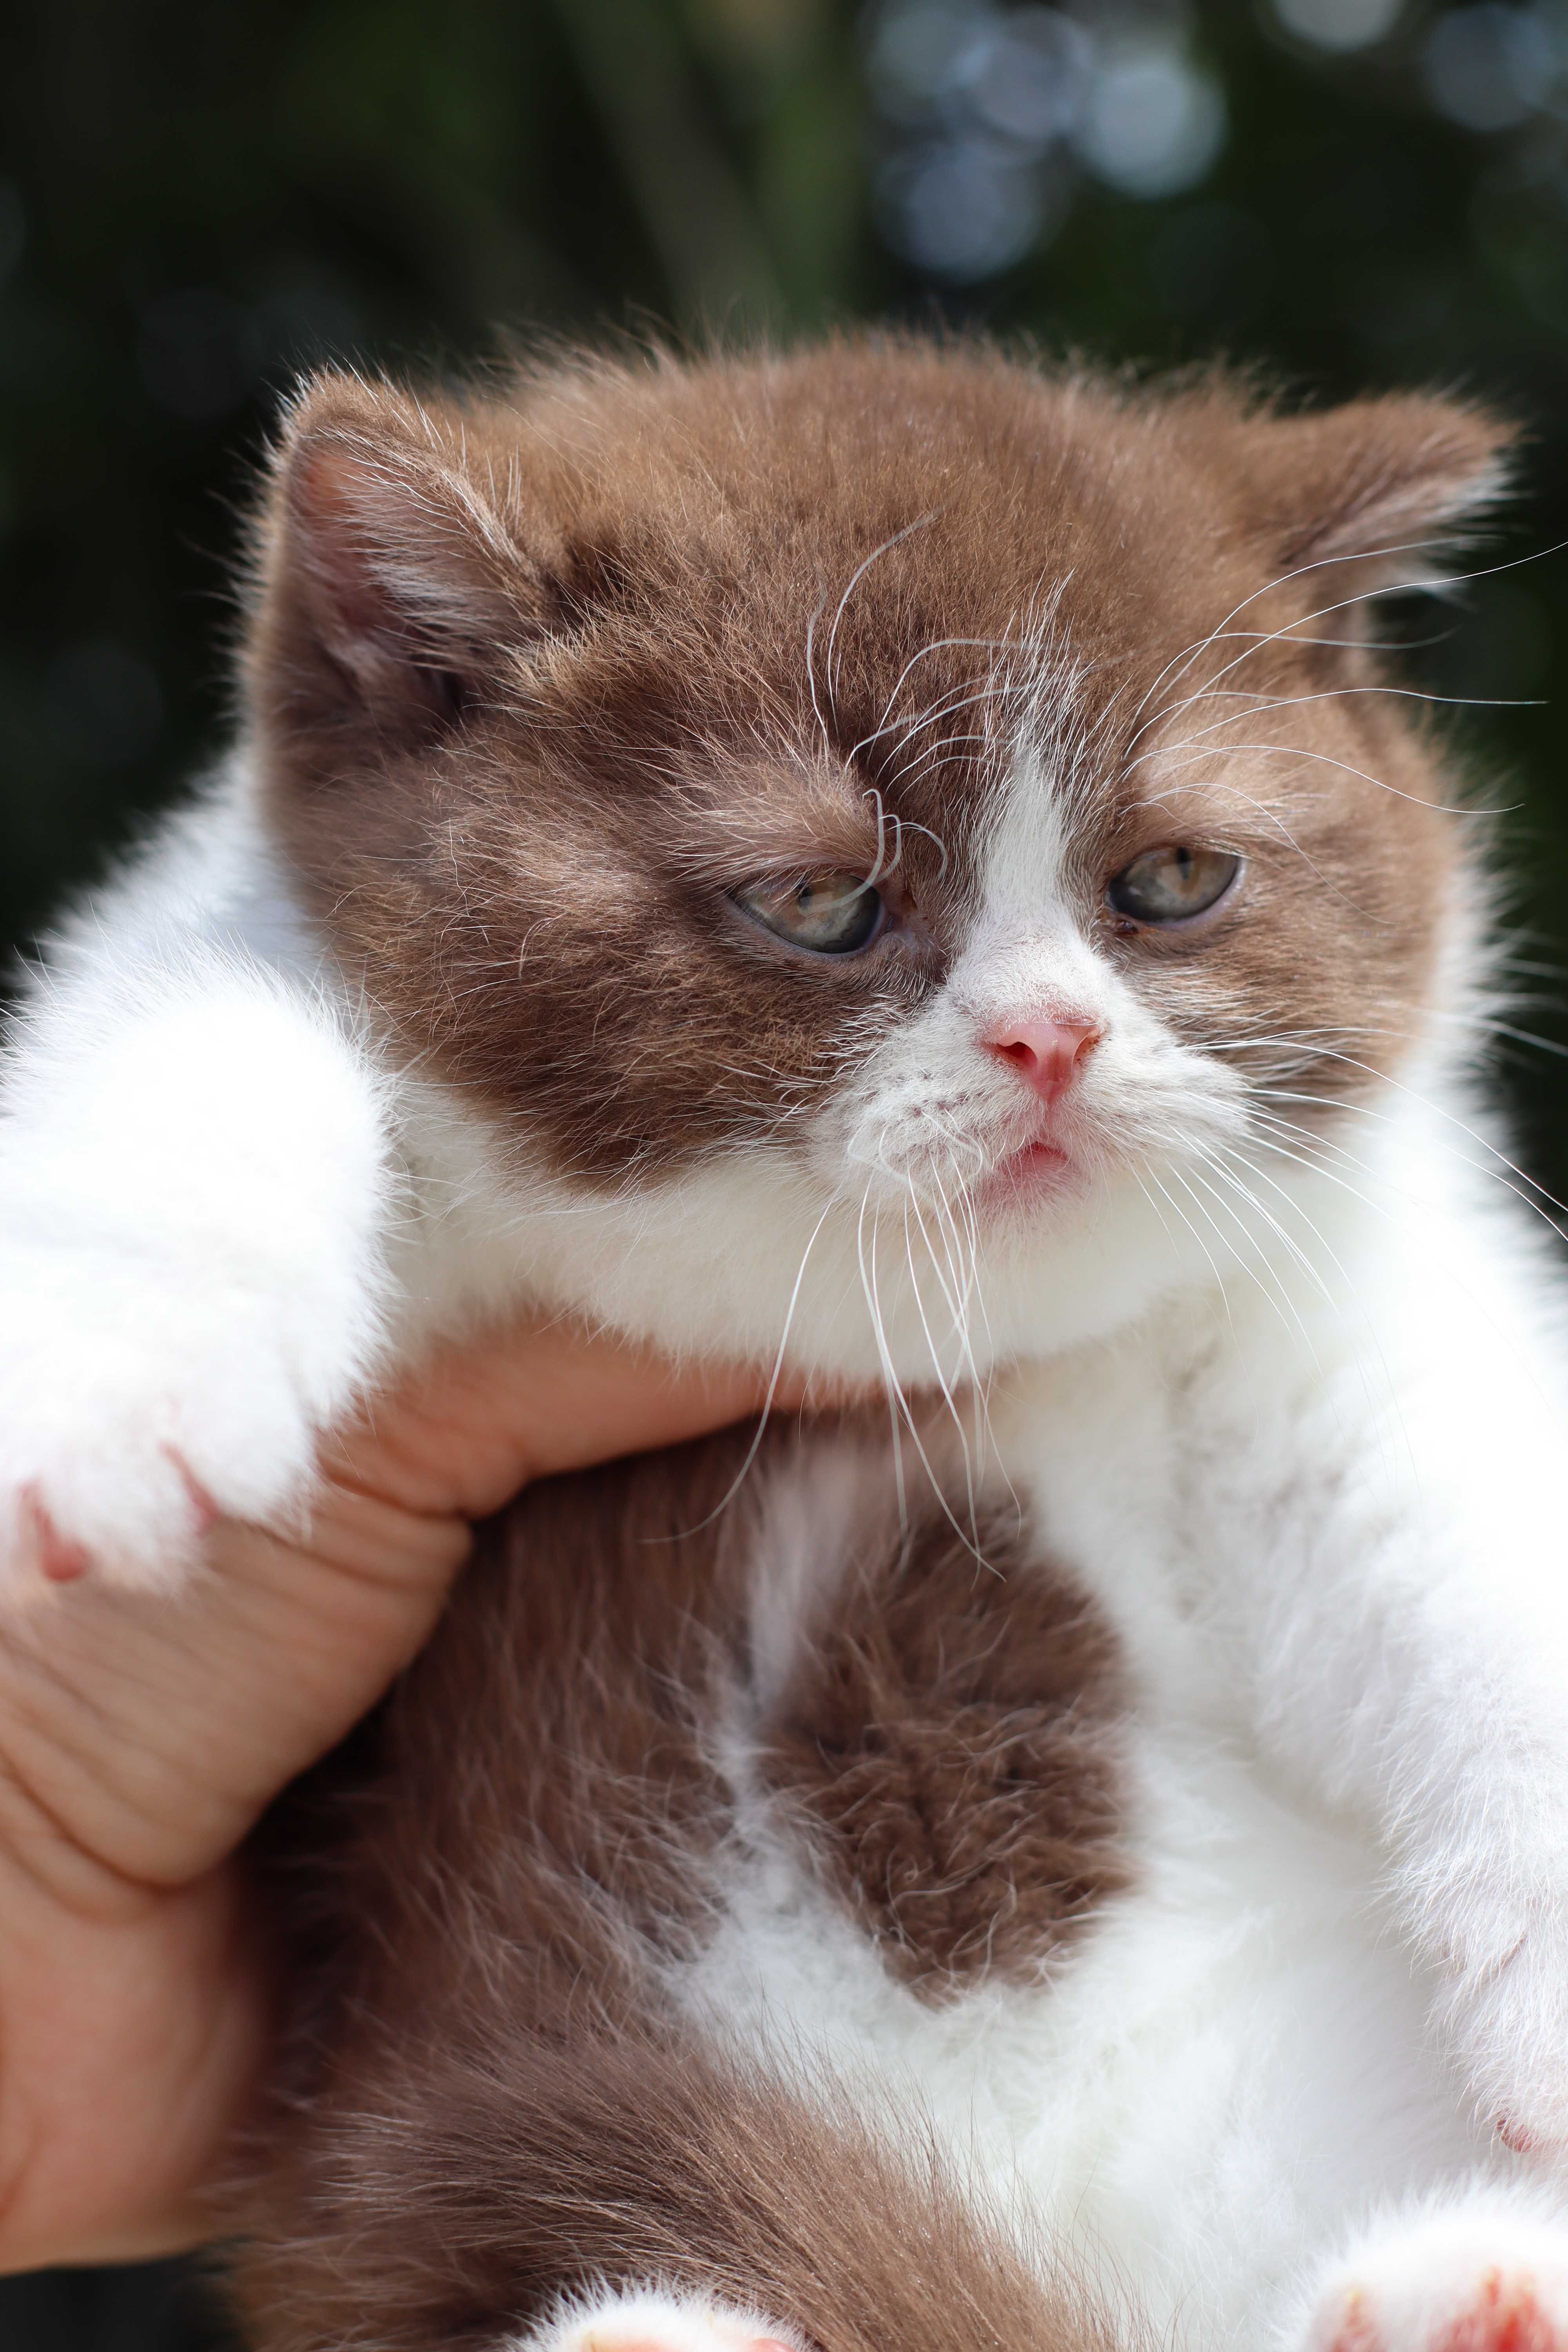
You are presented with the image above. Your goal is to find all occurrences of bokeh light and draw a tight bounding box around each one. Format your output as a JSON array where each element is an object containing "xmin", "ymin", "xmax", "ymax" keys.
[
  {"xmin": 1270, "ymin": 0, "xmax": 1407, "ymax": 53},
  {"xmin": 1073, "ymin": 31, "xmax": 1225, "ymax": 198},
  {"xmin": 866, "ymin": 1, "xmax": 1228, "ymax": 278},
  {"xmin": 1423, "ymin": 4, "xmax": 1565, "ymax": 131}
]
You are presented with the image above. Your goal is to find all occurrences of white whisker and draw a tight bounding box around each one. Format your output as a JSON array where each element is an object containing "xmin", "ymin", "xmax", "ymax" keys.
[
  {"xmin": 825, "ymin": 514, "xmax": 943, "ymax": 720},
  {"xmin": 669, "ymin": 1192, "xmax": 838, "ymax": 1538}
]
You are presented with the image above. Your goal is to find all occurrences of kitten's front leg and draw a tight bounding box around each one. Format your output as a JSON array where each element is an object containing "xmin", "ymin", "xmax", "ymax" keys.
[
  {"xmin": 0, "ymin": 956, "xmax": 398, "ymax": 1593},
  {"xmin": 1248, "ymin": 1534, "xmax": 1568, "ymax": 2163},
  {"xmin": 1194, "ymin": 1303, "xmax": 1568, "ymax": 2165}
]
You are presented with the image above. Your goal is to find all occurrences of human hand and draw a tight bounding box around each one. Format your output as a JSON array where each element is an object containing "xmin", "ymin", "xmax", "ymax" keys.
[{"xmin": 0, "ymin": 1319, "xmax": 807, "ymax": 2272}]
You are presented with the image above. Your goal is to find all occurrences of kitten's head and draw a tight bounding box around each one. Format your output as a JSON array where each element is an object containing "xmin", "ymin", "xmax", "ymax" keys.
[{"xmin": 247, "ymin": 339, "xmax": 1510, "ymax": 1378}]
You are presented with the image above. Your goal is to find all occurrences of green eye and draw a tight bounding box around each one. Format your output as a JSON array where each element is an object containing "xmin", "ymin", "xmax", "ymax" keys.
[
  {"xmin": 734, "ymin": 871, "xmax": 886, "ymax": 955},
  {"xmin": 1107, "ymin": 846, "xmax": 1241, "ymax": 926}
]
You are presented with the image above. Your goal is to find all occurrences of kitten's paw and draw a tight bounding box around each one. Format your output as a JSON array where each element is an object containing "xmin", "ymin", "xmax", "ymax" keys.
[
  {"xmin": 1305, "ymin": 2215, "xmax": 1568, "ymax": 2352},
  {"xmin": 0, "ymin": 960, "xmax": 397, "ymax": 1600},
  {"xmin": 0, "ymin": 1250, "xmax": 386, "ymax": 1598},
  {"xmin": 522, "ymin": 2288, "xmax": 802, "ymax": 2352},
  {"xmin": 0, "ymin": 1322, "xmax": 310, "ymax": 1597},
  {"xmin": 1444, "ymin": 1922, "xmax": 1568, "ymax": 2168}
]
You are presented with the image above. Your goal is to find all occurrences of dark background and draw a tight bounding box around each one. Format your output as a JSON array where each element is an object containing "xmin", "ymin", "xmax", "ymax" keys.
[{"xmin": 3, "ymin": 0, "xmax": 1568, "ymax": 2341}]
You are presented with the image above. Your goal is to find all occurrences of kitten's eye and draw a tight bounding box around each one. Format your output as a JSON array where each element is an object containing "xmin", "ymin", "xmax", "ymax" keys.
[
  {"xmin": 734, "ymin": 871, "xmax": 886, "ymax": 955},
  {"xmin": 1107, "ymin": 846, "xmax": 1241, "ymax": 926}
]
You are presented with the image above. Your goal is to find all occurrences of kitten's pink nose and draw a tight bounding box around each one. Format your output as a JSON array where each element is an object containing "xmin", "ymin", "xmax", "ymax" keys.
[{"xmin": 982, "ymin": 1015, "xmax": 1101, "ymax": 1105}]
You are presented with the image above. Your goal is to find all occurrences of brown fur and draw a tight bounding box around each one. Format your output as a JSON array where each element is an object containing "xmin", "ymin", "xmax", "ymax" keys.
[
  {"xmin": 249, "ymin": 338, "xmax": 1508, "ymax": 1182},
  {"xmin": 759, "ymin": 1504, "xmax": 1127, "ymax": 1996},
  {"xmin": 233, "ymin": 1428, "xmax": 1131, "ymax": 2352},
  {"xmin": 238, "ymin": 2016, "xmax": 1124, "ymax": 2352}
]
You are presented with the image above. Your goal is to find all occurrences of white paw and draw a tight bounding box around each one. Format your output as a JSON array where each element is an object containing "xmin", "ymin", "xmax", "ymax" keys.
[
  {"xmin": 520, "ymin": 2288, "xmax": 803, "ymax": 2352},
  {"xmin": 1303, "ymin": 2211, "xmax": 1568, "ymax": 2352},
  {"xmin": 1442, "ymin": 1921, "xmax": 1568, "ymax": 2168},
  {"xmin": 0, "ymin": 1245, "xmax": 381, "ymax": 1595},
  {"xmin": 0, "ymin": 951, "xmax": 398, "ymax": 1597}
]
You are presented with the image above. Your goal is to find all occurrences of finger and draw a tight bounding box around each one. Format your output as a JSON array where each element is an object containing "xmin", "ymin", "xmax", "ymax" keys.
[
  {"xmin": 320, "ymin": 1316, "xmax": 822, "ymax": 1521},
  {"xmin": 0, "ymin": 1497, "xmax": 471, "ymax": 1900},
  {"xmin": 0, "ymin": 1852, "xmax": 261, "ymax": 2272},
  {"xmin": 0, "ymin": 1323, "xmax": 824, "ymax": 1901}
]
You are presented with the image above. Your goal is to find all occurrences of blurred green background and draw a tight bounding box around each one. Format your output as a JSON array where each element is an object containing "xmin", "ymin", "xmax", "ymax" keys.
[{"xmin": 4, "ymin": 0, "xmax": 1568, "ymax": 2341}]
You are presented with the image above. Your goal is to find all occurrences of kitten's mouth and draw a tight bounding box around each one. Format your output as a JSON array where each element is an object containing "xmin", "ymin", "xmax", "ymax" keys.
[{"xmin": 980, "ymin": 1135, "xmax": 1073, "ymax": 1211}]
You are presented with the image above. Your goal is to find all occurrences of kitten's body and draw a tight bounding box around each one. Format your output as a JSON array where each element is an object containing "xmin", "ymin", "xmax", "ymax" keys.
[{"xmin": 5, "ymin": 341, "xmax": 1568, "ymax": 2352}]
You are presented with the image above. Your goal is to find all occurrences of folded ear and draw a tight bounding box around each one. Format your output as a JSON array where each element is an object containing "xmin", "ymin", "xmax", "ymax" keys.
[
  {"xmin": 249, "ymin": 375, "xmax": 550, "ymax": 758},
  {"xmin": 1246, "ymin": 392, "xmax": 1517, "ymax": 585}
]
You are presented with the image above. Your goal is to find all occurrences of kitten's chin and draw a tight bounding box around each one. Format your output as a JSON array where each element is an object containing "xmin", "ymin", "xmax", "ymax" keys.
[{"xmin": 495, "ymin": 1148, "xmax": 1211, "ymax": 1387}]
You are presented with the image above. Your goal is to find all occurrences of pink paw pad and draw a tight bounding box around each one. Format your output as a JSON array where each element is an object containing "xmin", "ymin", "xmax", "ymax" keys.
[
  {"xmin": 1433, "ymin": 2272, "xmax": 1561, "ymax": 2352},
  {"xmin": 19, "ymin": 1485, "xmax": 92, "ymax": 1583},
  {"xmin": 1316, "ymin": 2258, "xmax": 1568, "ymax": 2352}
]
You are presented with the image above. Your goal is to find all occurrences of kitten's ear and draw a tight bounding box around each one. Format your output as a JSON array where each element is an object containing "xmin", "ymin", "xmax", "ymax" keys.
[
  {"xmin": 251, "ymin": 376, "xmax": 547, "ymax": 749},
  {"xmin": 1245, "ymin": 393, "xmax": 1517, "ymax": 587}
]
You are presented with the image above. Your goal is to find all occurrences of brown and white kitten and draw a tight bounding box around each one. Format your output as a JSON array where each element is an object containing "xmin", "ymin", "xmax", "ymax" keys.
[{"xmin": 5, "ymin": 340, "xmax": 1568, "ymax": 2352}]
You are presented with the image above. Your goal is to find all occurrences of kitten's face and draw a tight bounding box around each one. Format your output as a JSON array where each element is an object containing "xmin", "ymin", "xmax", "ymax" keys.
[{"xmin": 252, "ymin": 344, "xmax": 1506, "ymax": 1376}]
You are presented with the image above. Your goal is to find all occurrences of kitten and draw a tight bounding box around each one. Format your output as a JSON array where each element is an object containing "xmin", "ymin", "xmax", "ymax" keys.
[{"xmin": 4, "ymin": 338, "xmax": 1568, "ymax": 2352}]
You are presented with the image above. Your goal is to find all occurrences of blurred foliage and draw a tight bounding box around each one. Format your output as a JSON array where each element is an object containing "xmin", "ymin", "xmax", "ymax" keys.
[{"xmin": 3, "ymin": 0, "xmax": 1568, "ymax": 2340}]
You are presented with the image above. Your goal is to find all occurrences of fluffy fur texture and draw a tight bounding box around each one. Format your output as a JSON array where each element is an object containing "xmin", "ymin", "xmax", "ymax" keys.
[
  {"xmin": 235, "ymin": 1429, "xmax": 1131, "ymax": 2352},
  {"xmin": 756, "ymin": 1490, "xmax": 1128, "ymax": 1991},
  {"xmin": 2, "ymin": 336, "xmax": 1567, "ymax": 2352}
]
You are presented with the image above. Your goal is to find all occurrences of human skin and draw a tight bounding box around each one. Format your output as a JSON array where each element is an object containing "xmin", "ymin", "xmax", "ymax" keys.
[{"xmin": 0, "ymin": 1321, "xmax": 808, "ymax": 2272}]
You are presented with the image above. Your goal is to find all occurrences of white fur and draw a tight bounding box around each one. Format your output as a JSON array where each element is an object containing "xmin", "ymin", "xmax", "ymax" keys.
[
  {"xmin": 508, "ymin": 2285, "xmax": 806, "ymax": 2352},
  {"xmin": 0, "ymin": 793, "xmax": 397, "ymax": 1583},
  {"xmin": 6, "ymin": 745, "xmax": 1568, "ymax": 2349}
]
